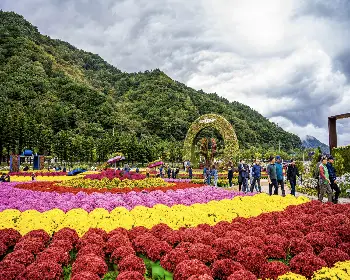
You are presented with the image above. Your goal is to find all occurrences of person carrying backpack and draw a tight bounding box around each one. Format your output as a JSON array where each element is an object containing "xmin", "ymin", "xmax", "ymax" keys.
[{"xmin": 318, "ymin": 155, "xmax": 332, "ymax": 202}]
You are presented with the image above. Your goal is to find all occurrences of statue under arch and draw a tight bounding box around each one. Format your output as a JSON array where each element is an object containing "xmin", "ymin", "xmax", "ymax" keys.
[{"xmin": 183, "ymin": 114, "xmax": 239, "ymax": 165}]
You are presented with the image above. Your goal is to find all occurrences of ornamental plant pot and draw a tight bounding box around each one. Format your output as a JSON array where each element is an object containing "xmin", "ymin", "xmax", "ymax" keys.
[{"xmin": 151, "ymin": 263, "xmax": 164, "ymax": 278}]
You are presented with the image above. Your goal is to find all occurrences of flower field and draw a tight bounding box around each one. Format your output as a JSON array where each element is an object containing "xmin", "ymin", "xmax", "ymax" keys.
[{"xmin": 0, "ymin": 170, "xmax": 350, "ymax": 279}]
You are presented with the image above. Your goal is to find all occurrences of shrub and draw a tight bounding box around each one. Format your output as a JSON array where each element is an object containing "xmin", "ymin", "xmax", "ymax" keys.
[
  {"xmin": 289, "ymin": 252, "xmax": 327, "ymax": 278},
  {"xmin": 160, "ymin": 248, "xmax": 190, "ymax": 272},
  {"xmin": 116, "ymin": 271, "xmax": 145, "ymax": 280},
  {"xmin": 211, "ymin": 259, "xmax": 244, "ymax": 280},
  {"xmin": 227, "ymin": 270, "xmax": 257, "ymax": 280},
  {"xmin": 318, "ymin": 247, "xmax": 349, "ymax": 267},
  {"xmin": 259, "ymin": 261, "xmax": 290, "ymax": 280},
  {"xmin": 174, "ymin": 259, "xmax": 212, "ymax": 280},
  {"xmin": 118, "ymin": 255, "xmax": 146, "ymax": 275},
  {"xmin": 111, "ymin": 246, "xmax": 135, "ymax": 265}
]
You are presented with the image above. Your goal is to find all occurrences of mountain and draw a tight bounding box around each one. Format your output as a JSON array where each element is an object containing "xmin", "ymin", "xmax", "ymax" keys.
[
  {"xmin": 0, "ymin": 11, "xmax": 301, "ymax": 163},
  {"xmin": 302, "ymin": 136, "xmax": 330, "ymax": 154}
]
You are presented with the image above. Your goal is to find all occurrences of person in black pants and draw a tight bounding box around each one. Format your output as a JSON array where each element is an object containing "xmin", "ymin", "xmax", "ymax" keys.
[
  {"xmin": 227, "ymin": 166, "xmax": 234, "ymax": 188},
  {"xmin": 267, "ymin": 156, "xmax": 278, "ymax": 195},
  {"xmin": 251, "ymin": 159, "xmax": 262, "ymax": 192},
  {"xmin": 287, "ymin": 159, "xmax": 299, "ymax": 196},
  {"xmin": 327, "ymin": 155, "xmax": 340, "ymax": 204}
]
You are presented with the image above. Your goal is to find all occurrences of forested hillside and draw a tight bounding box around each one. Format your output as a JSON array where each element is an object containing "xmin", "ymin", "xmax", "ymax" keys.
[{"xmin": 0, "ymin": 11, "xmax": 301, "ymax": 164}]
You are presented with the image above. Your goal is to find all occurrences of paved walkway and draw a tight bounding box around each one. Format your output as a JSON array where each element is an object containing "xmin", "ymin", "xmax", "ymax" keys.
[{"xmin": 234, "ymin": 179, "xmax": 350, "ymax": 204}]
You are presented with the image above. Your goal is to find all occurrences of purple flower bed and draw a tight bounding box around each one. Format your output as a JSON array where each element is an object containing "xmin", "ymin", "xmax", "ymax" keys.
[{"xmin": 0, "ymin": 183, "xmax": 252, "ymax": 212}]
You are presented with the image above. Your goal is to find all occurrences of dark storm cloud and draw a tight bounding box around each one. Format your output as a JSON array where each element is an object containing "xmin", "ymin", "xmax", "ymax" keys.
[
  {"xmin": 0, "ymin": 0, "xmax": 349, "ymax": 145},
  {"xmin": 300, "ymin": 0, "xmax": 350, "ymax": 20}
]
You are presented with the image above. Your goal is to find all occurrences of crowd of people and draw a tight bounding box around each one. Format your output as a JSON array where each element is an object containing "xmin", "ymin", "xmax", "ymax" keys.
[{"xmin": 234, "ymin": 156, "xmax": 301, "ymax": 196}]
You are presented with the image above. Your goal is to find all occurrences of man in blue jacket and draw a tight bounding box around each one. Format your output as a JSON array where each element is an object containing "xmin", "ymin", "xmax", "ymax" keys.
[
  {"xmin": 275, "ymin": 156, "xmax": 286, "ymax": 196},
  {"xmin": 327, "ymin": 155, "xmax": 340, "ymax": 204},
  {"xmin": 250, "ymin": 159, "xmax": 262, "ymax": 193}
]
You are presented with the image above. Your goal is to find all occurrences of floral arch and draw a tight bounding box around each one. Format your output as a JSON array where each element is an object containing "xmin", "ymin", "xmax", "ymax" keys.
[{"xmin": 183, "ymin": 114, "xmax": 239, "ymax": 164}]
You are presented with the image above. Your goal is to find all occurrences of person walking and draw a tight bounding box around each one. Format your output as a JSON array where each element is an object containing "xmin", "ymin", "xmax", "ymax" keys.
[
  {"xmin": 227, "ymin": 166, "xmax": 234, "ymax": 188},
  {"xmin": 211, "ymin": 165, "xmax": 219, "ymax": 187},
  {"xmin": 172, "ymin": 168, "xmax": 176, "ymax": 179},
  {"xmin": 146, "ymin": 167, "xmax": 150, "ymax": 178},
  {"xmin": 206, "ymin": 166, "xmax": 211, "ymax": 185},
  {"xmin": 275, "ymin": 156, "xmax": 286, "ymax": 196},
  {"xmin": 238, "ymin": 160, "xmax": 249, "ymax": 192},
  {"xmin": 319, "ymin": 155, "xmax": 332, "ymax": 202},
  {"xmin": 238, "ymin": 160, "xmax": 245, "ymax": 191},
  {"xmin": 287, "ymin": 159, "xmax": 299, "ymax": 196},
  {"xmin": 267, "ymin": 156, "xmax": 278, "ymax": 195},
  {"xmin": 188, "ymin": 166, "xmax": 193, "ymax": 179},
  {"xmin": 251, "ymin": 159, "xmax": 262, "ymax": 192},
  {"xmin": 31, "ymin": 172, "xmax": 36, "ymax": 181},
  {"xmin": 327, "ymin": 155, "xmax": 340, "ymax": 204},
  {"xmin": 167, "ymin": 166, "xmax": 172, "ymax": 179}
]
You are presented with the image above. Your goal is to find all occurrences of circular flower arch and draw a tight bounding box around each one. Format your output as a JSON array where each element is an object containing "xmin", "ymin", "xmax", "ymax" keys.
[{"xmin": 183, "ymin": 114, "xmax": 239, "ymax": 164}]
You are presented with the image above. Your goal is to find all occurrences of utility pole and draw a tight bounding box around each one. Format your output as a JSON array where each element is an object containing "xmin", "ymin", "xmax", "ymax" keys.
[{"xmin": 278, "ymin": 140, "xmax": 281, "ymax": 152}]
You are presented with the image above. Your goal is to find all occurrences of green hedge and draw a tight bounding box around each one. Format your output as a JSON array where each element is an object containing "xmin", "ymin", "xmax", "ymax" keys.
[{"xmin": 333, "ymin": 145, "xmax": 350, "ymax": 175}]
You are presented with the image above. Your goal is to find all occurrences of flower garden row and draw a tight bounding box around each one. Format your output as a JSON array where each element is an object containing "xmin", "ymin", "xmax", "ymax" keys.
[
  {"xmin": 1, "ymin": 201, "xmax": 350, "ymax": 279},
  {"xmin": 0, "ymin": 192, "xmax": 305, "ymax": 234},
  {"xmin": 1, "ymin": 183, "xmax": 247, "ymax": 212}
]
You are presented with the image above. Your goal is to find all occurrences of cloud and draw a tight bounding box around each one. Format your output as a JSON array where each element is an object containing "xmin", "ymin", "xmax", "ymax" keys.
[{"xmin": 0, "ymin": 0, "xmax": 349, "ymax": 146}]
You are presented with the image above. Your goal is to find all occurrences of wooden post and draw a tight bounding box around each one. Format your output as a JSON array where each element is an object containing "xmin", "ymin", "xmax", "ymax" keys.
[{"xmin": 328, "ymin": 117, "xmax": 337, "ymax": 154}]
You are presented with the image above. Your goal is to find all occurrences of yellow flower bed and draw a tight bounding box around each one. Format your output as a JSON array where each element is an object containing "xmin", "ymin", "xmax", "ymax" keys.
[
  {"xmin": 10, "ymin": 174, "xmax": 86, "ymax": 182},
  {"xmin": 278, "ymin": 261, "xmax": 350, "ymax": 279},
  {"xmin": 56, "ymin": 177, "xmax": 174, "ymax": 189},
  {"xmin": 0, "ymin": 194, "xmax": 309, "ymax": 236}
]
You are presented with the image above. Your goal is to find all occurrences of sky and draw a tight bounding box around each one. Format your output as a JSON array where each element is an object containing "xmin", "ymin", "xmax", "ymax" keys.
[{"xmin": 1, "ymin": 0, "xmax": 349, "ymax": 146}]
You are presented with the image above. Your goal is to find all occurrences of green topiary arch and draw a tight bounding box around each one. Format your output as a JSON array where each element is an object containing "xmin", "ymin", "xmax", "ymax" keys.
[{"xmin": 183, "ymin": 114, "xmax": 239, "ymax": 164}]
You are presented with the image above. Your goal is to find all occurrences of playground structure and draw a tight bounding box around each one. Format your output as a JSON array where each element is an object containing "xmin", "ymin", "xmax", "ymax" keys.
[{"xmin": 10, "ymin": 150, "xmax": 45, "ymax": 172}]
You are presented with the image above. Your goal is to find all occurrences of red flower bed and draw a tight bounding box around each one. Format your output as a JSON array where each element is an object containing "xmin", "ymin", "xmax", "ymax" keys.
[
  {"xmin": 146, "ymin": 241, "xmax": 172, "ymax": 262},
  {"xmin": 235, "ymin": 247, "xmax": 266, "ymax": 275},
  {"xmin": 174, "ymin": 259, "xmax": 212, "ymax": 280},
  {"xmin": 36, "ymin": 247, "xmax": 70, "ymax": 266},
  {"xmin": 71, "ymin": 271, "xmax": 100, "ymax": 280},
  {"xmin": 1, "ymin": 201, "xmax": 350, "ymax": 279},
  {"xmin": 4, "ymin": 250, "xmax": 35, "ymax": 266},
  {"xmin": 188, "ymin": 243, "xmax": 217, "ymax": 265},
  {"xmin": 118, "ymin": 255, "xmax": 146, "ymax": 275},
  {"xmin": 160, "ymin": 248, "xmax": 190, "ymax": 272},
  {"xmin": 71, "ymin": 254, "xmax": 108, "ymax": 277},
  {"xmin": 227, "ymin": 270, "xmax": 257, "ymax": 280},
  {"xmin": 259, "ymin": 261, "xmax": 290, "ymax": 280},
  {"xmin": 21, "ymin": 229, "xmax": 50, "ymax": 245},
  {"xmin": 77, "ymin": 244, "xmax": 105, "ymax": 259},
  {"xmin": 106, "ymin": 234, "xmax": 132, "ymax": 254},
  {"xmin": 19, "ymin": 261, "xmax": 62, "ymax": 280},
  {"xmin": 0, "ymin": 260, "xmax": 26, "ymax": 280},
  {"xmin": 49, "ymin": 239, "xmax": 74, "ymax": 253},
  {"xmin": 213, "ymin": 238, "xmax": 241, "ymax": 259},
  {"xmin": 14, "ymin": 181, "xmax": 204, "ymax": 194},
  {"xmin": 188, "ymin": 275, "xmax": 214, "ymax": 280},
  {"xmin": 111, "ymin": 246, "xmax": 135, "ymax": 265},
  {"xmin": 14, "ymin": 237, "xmax": 46, "ymax": 255},
  {"xmin": 289, "ymin": 252, "xmax": 327, "ymax": 278},
  {"xmin": 116, "ymin": 271, "xmax": 145, "ymax": 280},
  {"xmin": 52, "ymin": 228, "xmax": 79, "ymax": 246},
  {"xmin": 211, "ymin": 259, "xmax": 244, "ymax": 280},
  {"xmin": 0, "ymin": 229, "xmax": 22, "ymax": 247},
  {"xmin": 318, "ymin": 247, "xmax": 349, "ymax": 267}
]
